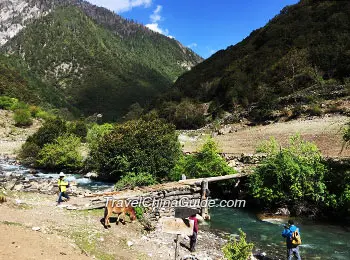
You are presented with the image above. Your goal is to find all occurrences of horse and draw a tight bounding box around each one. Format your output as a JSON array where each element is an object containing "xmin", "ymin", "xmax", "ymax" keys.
[{"xmin": 104, "ymin": 199, "xmax": 136, "ymax": 228}]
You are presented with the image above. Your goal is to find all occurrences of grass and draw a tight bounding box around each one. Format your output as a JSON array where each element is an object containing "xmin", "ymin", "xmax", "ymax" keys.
[
  {"xmin": 1, "ymin": 221, "xmax": 24, "ymax": 227},
  {"xmin": 70, "ymin": 231, "xmax": 115, "ymax": 260}
]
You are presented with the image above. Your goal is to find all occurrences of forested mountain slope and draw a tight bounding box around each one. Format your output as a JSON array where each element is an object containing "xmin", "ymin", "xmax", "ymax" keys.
[
  {"xmin": 161, "ymin": 0, "xmax": 350, "ymax": 126},
  {"xmin": 0, "ymin": 0, "xmax": 202, "ymax": 120}
]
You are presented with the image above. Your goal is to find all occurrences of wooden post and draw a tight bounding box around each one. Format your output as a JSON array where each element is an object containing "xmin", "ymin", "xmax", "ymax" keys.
[
  {"xmin": 175, "ymin": 234, "xmax": 180, "ymax": 260},
  {"xmin": 201, "ymin": 180, "xmax": 208, "ymax": 218}
]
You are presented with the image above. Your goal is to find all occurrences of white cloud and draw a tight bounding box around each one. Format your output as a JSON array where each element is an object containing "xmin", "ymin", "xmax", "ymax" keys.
[
  {"xmin": 187, "ymin": 43, "xmax": 197, "ymax": 49},
  {"xmin": 150, "ymin": 5, "xmax": 162, "ymax": 22},
  {"xmin": 146, "ymin": 5, "xmax": 173, "ymax": 38},
  {"xmin": 88, "ymin": 0, "xmax": 152, "ymax": 13}
]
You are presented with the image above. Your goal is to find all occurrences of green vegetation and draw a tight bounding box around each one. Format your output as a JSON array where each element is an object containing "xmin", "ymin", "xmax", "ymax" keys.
[
  {"xmin": 13, "ymin": 109, "xmax": 32, "ymax": 126},
  {"xmin": 155, "ymin": 0, "xmax": 350, "ymax": 126},
  {"xmin": 37, "ymin": 134, "xmax": 83, "ymax": 170},
  {"xmin": 134, "ymin": 206, "xmax": 145, "ymax": 220},
  {"xmin": 249, "ymin": 135, "xmax": 350, "ymax": 217},
  {"xmin": 0, "ymin": 95, "xmax": 54, "ymax": 127},
  {"xmin": 250, "ymin": 135, "xmax": 327, "ymax": 206},
  {"xmin": 70, "ymin": 231, "xmax": 115, "ymax": 260},
  {"xmin": 1, "ymin": 3, "xmax": 201, "ymax": 121},
  {"xmin": 90, "ymin": 117, "xmax": 181, "ymax": 181},
  {"xmin": 19, "ymin": 117, "xmax": 88, "ymax": 170},
  {"xmin": 171, "ymin": 138, "xmax": 236, "ymax": 180},
  {"xmin": 115, "ymin": 172, "xmax": 157, "ymax": 190},
  {"xmin": 222, "ymin": 229, "xmax": 254, "ymax": 260}
]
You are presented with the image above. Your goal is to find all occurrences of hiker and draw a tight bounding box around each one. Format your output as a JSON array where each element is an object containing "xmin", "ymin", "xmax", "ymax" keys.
[
  {"xmin": 57, "ymin": 172, "xmax": 70, "ymax": 205},
  {"xmin": 189, "ymin": 214, "xmax": 199, "ymax": 252},
  {"xmin": 282, "ymin": 220, "xmax": 302, "ymax": 260}
]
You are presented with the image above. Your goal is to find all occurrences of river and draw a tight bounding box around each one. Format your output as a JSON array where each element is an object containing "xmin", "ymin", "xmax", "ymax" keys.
[
  {"xmin": 1, "ymin": 159, "xmax": 350, "ymax": 259},
  {"xmin": 207, "ymin": 206, "xmax": 350, "ymax": 260}
]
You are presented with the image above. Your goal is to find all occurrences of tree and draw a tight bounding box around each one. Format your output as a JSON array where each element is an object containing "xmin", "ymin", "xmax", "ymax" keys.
[
  {"xmin": 222, "ymin": 229, "xmax": 254, "ymax": 260},
  {"xmin": 37, "ymin": 134, "xmax": 83, "ymax": 170},
  {"xmin": 249, "ymin": 135, "xmax": 327, "ymax": 206},
  {"xmin": 170, "ymin": 138, "xmax": 236, "ymax": 180},
  {"xmin": 90, "ymin": 117, "xmax": 181, "ymax": 180}
]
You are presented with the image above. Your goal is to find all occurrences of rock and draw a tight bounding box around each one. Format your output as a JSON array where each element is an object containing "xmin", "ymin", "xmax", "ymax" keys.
[
  {"xmin": 32, "ymin": 227, "xmax": 41, "ymax": 231},
  {"xmin": 228, "ymin": 160, "xmax": 236, "ymax": 167},
  {"xmin": 13, "ymin": 184, "xmax": 23, "ymax": 191},
  {"xmin": 275, "ymin": 207, "xmax": 290, "ymax": 216},
  {"xmin": 5, "ymin": 179, "xmax": 16, "ymax": 190},
  {"xmin": 127, "ymin": 241, "xmax": 133, "ymax": 247},
  {"xmin": 66, "ymin": 205, "xmax": 78, "ymax": 210},
  {"xmin": 84, "ymin": 172, "xmax": 98, "ymax": 178}
]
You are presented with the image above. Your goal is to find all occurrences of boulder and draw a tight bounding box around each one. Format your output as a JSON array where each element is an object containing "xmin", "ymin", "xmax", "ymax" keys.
[
  {"xmin": 84, "ymin": 172, "xmax": 98, "ymax": 179},
  {"xmin": 275, "ymin": 207, "xmax": 290, "ymax": 216}
]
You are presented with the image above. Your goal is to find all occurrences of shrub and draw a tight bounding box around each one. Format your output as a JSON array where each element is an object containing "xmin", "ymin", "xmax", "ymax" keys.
[
  {"xmin": 13, "ymin": 109, "xmax": 33, "ymax": 127},
  {"xmin": 174, "ymin": 100, "xmax": 206, "ymax": 129},
  {"xmin": 86, "ymin": 123, "xmax": 114, "ymax": 151},
  {"xmin": 91, "ymin": 118, "xmax": 181, "ymax": 180},
  {"xmin": 307, "ymin": 104, "xmax": 323, "ymax": 116},
  {"xmin": 170, "ymin": 138, "xmax": 236, "ymax": 180},
  {"xmin": 18, "ymin": 142, "xmax": 41, "ymax": 165},
  {"xmin": 26, "ymin": 118, "xmax": 67, "ymax": 147},
  {"xmin": 37, "ymin": 134, "xmax": 83, "ymax": 170},
  {"xmin": 250, "ymin": 135, "xmax": 327, "ymax": 206},
  {"xmin": 134, "ymin": 206, "xmax": 145, "ymax": 220},
  {"xmin": 222, "ymin": 229, "xmax": 254, "ymax": 260},
  {"xmin": 68, "ymin": 120, "xmax": 88, "ymax": 140},
  {"xmin": 0, "ymin": 96, "xmax": 18, "ymax": 110},
  {"xmin": 115, "ymin": 172, "xmax": 157, "ymax": 190}
]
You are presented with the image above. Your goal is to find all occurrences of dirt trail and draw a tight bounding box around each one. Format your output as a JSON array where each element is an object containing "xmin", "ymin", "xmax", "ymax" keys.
[
  {"xmin": 183, "ymin": 115, "xmax": 350, "ymax": 157},
  {"xmin": 0, "ymin": 224, "xmax": 91, "ymax": 260},
  {"xmin": 0, "ymin": 192, "xmax": 225, "ymax": 260},
  {"xmin": 0, "ymin": 110, "xmax": 42, "ymax": 156}
]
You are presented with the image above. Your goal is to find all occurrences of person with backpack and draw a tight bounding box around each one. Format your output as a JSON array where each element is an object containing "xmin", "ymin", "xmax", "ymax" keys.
[{"xmin": 282, "ymin": 220, "xmax": 302, "ymax": 260}]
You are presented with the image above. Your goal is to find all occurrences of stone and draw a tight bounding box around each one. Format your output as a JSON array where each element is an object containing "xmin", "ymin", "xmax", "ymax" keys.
[
  {"xmin": 84, "ymin": 172, "xmax": 98, "ymax": 178},
  {"xmin": 32, "ymin": 227, "xmax": 41, "ymax": 231},
  {"xmin": 13, "ymin": 184, "xmax": 23, "ymax": 191},
  {"xmin": 275, "ymin": 207, "xmax": 290, "ymax": 216},
  {"xmin": 127, "ymin": 241, "xmax": 133, "ymax": 247}
]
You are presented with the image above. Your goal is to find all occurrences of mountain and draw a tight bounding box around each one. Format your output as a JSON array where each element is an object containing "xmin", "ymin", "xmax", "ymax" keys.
[
  {"xmin": 162, "ymin": 0, "xmax": 350, "ymax": 126},
  {"xmin": 0, "ymin": 0, "xmax": 202, "ymax": 120}
]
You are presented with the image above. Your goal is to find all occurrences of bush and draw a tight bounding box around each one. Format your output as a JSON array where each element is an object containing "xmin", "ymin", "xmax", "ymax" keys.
[
  {"xmin": 37, "ymin": 134, "xmax": 83, "ymax": 170},
  {"xmin": 68, "ymin": 120, "xmax": 88, "ymax": 140},
  {"xmin": 13, "ymin": 109, "xmax": 33, "ymax": 127},
  {"xmin": 250, "ymin": 135, "xmax": 327, "ymax": 206},
  {"xmin": 91, "ymin": 117, "xmax": 181, "ymax": 180},
  {"xmin": 115, "ymin": 172, "xmax": 157, "ymax": 190},
  {"xmin": 170, "ymin": 138, "xmax": 236, "ymax": 180},
  {"xmin": 134, "ymin": 206, "xmax": 145, "ymax": 220},
  {"xmin": 222, "ymin": 229, "xmax": 254, "ymax": 260},
  {"xmin": 86, "ymin": 123, "xmax": 114, "ymax": 151},
  {"xmin": 307, "ymin": 104, "xmax": 323, "ymax": 116},
  {"xmin": 26, "ymin": 118, "xmax": 67, "ymax": 147},
  {"xmin": 18, "ymin": 142, "xmax": 41, "ymax": 165},
  {"xmin": 0, "ymin": 96, "xmax": 18, "ymax": 110}
]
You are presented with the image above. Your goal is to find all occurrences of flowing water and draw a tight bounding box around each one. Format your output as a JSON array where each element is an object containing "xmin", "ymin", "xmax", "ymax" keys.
[
  {"xmin": 2, "ymin": 159, "xmax": 350, "ymax": 259},
  {"xmin": 0, "ymin": 158, "xmax": 114, "ymax": 191},
  {"xmin": 207, "ymin": 207, "xmax": 350, "ymax": 260}
]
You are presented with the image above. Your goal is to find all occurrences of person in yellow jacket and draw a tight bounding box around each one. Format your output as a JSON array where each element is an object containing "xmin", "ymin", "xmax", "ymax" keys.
[{"xmin": 57, "ymin": 172, "xmax": 70, "ymax": 205}]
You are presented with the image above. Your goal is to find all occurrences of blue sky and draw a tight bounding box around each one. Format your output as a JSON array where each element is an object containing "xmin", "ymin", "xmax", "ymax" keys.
[{"xmin": 88, "ymin": 0, "xmax": 299, "ymax": 58}]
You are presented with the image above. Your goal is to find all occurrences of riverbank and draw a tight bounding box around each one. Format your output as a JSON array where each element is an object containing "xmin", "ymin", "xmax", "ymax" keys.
[{"xmin": 0, "ymin": 190, "xmax": 229, "ymax": 260}]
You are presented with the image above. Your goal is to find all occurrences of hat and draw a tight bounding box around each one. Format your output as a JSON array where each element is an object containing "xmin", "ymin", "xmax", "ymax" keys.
[{"xmin": 59, "ymin": 172, "xmax": 65, "ymax": 177}]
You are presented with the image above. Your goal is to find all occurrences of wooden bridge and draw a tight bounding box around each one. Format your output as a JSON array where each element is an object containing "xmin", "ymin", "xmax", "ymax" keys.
[{"xmin": 69, "ymin": 172, "xmax": 249, "ymax": 218}]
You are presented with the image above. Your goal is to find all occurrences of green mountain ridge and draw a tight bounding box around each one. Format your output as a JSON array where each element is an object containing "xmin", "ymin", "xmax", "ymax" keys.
[
  {"xmin": 0, "ymin": 0, "xmax": 202, "ymax": 120},
  {"xmin": 162, "ymin": 0, "xmax": 350, "ymax": 125}
]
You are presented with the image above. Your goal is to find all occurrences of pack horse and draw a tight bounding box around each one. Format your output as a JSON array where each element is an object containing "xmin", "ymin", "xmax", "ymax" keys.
[{"xmin": 104, "ymin": 199, "xmax": 136, "ymax": 228}]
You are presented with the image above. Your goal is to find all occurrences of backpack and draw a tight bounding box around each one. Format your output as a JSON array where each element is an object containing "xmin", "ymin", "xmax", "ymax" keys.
[{"xmin": 291, "ymin": 229, "xmax": 302, "ymax": 246}]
